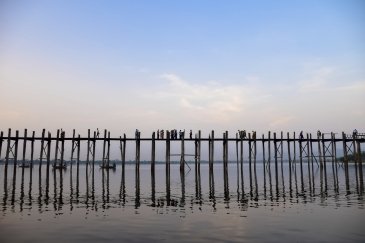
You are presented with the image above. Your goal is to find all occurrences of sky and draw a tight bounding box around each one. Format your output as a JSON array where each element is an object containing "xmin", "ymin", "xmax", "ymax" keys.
[{"xmin": 1, "ymin": 0, "xmax": 364, "ymax": 138}]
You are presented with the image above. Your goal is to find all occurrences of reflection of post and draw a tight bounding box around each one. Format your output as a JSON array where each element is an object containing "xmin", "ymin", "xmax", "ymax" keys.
[
  {"xmin": 180, "ymin": 131, "xmax": 185, "ymax": 173},
  {"xmin": 20, "ymin": 166, "xmax": 25, "ymax": 211},
  {"xmin": 135, "ymin": 160, "xmax": 141, "ymax": 208},
  {"xmin": 151, "ymin": 163, "xmax": 155, "ymax": 207},
  {"xmin": 11, "ymin": 163, "xmax": 17, "ymax": 208},
  {"xmin": 120, "ymin": 157, "xmax": 126, "ymax": 206},
  {"xmin": 166, "ymin": 158, "xmax": 171, "ymax": 206},
  {"xmin": 180, "ymin": 170, "xmax": 185, "ymax": 207}
]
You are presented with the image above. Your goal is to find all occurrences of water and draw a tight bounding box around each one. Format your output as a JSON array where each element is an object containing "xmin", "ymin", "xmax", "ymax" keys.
[{"xmin": 0, "ymin": 161, "xmax": 364, "ymax": 242}]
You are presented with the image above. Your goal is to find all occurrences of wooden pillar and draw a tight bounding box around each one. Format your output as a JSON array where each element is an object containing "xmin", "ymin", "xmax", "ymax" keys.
[
  {"xmin": 30, "ymin": 131, "xmax": 35, "ymax": 166},
  {"xmin": 54, "ymin": 129, "xmax": 60, "ymax": 166},
  {"xmin": 5, "ymin": 128, "xmax": 11, "ymax": 166},
  {"xmin": 194, "ymin": 134, "xmax": 198, "ymax": 171},
  {"xmin": 352, "ymin": 133, "xmax": 357, "ymax": 163},
  {"xmin": 268, "ymin": 131, "xmax": 271, "ymax": 163},
  {"xmin": 306, "ymin": 133, "xmax": 310, "ymax": 165},
  {"xmin": 262, "ymin": 134, "xmax": 265, "ymax": 164},
  {"xmin": 70, "ymin": 129, "xmax": 76, "ymax": 162},
  {"xmin": 22, "ymin": 129, "xmax": 28, "ymax": 165},
  {"xmin": 14, "ymin": 130, "xmax": 19, "ymax": 166},
  {"xmin": 151, "ymin": 132, "xmax": 155, "ymax": 171},
  {"xmin": 166, "ymin": 130, "xmax": 170, "ymax": 170},
  {"xmin": 211, "ymin": 130, "xmax": 215, "ymax": 163},
  {"xmin": 180, "ymin": 131, "xmax": 185, "ymax": 172},
  {"xmin": 60, "ymin": 131, "xmax": 65, "ymax": 167},
  {"xmin": 102, "ymin": 129, "xmax": 107, "ymax": 166},
  {"xmin": 122, "ymin": 134, "xmax": 126, "ymax": 172},
  {"xmin": 92, "ymin": 131, "xmax": 96, "ymax": 168},
  {"xmin": 39, "ymin": 129, "xmax": 45, "ymax": 170},
  {"xmin": 342, "ymin": 132, "xmax": 348, "ymax": 163},
  {"xmin": 77, "ymin": 134, "xmax": 81, "ymax": 166},
  {"xmin": 309, "ymin": 133, "xmax": 314, "ymax": 165},
  {"xmin": 293, "ymin": 132, "xmax": 296, "ymax": 163},
  {"xmin": 321, "ymin": 134, "xmax": 326, "ymax": 164},
  {"xmin": 198, "ymin": 130, "xmax": 201, "ymax": 168},
  {"xmin": 46, "ymin": 132, "xmax": 51, "ymax": 168},
  {"xmin": 107, "ymin": 131, "xmax": 111, "ymax": 167},
  {"xmin": 299, "ymin": 133, "xmax": 303, "ymax": 165},
  {"xmin": 248, "ymin": 133, "xmax": 252, "ymax": 163},
  {"xmin": 280, "ymin": 131, "xmax": 283, "ymax": 164},
  {"xmin": 274, "ymin": 132, "xmax": 277, "ymax": 160},
  {"xmin": 287, "ymin": 132, "xmax": 291, "ymax": 165},
  {"xmin": 0, "ymin": 131, "xmax": 3, "ymax": 161},
  {"xmin": 318, "ymin": 132, "xmax": 323, "ymax": 166},
  {"xmin": 331, "ymin": 132, "xmax": 336, "ymax": 163},
  {"xmin": 333, "ymin": 133, "xmax": 337, "ymax": 163},
  {"xmin": 87, "ymin": 129, "xmax": 91, "ymax": 164}
]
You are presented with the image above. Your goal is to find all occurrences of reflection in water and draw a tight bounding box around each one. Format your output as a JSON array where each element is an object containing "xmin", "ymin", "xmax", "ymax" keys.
[{"xmin": 1, "ymin": 160, "xmax": 364, "ymax": 214}]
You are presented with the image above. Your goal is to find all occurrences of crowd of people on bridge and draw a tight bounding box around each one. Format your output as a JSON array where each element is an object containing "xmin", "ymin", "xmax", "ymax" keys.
[{"xmin": 155, "ymin": 129, "xmax": 194, "ymax": 140}]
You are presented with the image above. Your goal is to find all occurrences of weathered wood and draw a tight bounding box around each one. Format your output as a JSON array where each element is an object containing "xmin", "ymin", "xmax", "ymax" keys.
[
  {"xmin": 54, "ymin": 129, "xmax": 60, "ymax": 165},
  {"xmin": 331, "ymin": 132, "xmax": 336, "ymax": 163},
  {"xmin": 5, "ymin": 128, "xmax": 11, "ymax": 166},
  {"xmin": 293, "ymin": 132, "xmax": 296, "ymax": 163},
  {"xmin": 274, "ymin": 132, "xmax": 277, "ymax": 162},
  {"xmin": 39, "ymin": 129, "xmax": 45, "ymax": 170},
  {"xmin": 318, "ymin": 132, "xmax": 323, "ymax": 166},
  {"xmin": 102, "ymin": 129, "xmax": 107, "ymax": 166},
  {"xmin": 180, "ymin": 131, "xmax": 185, "ymax": 172},
  {"xmin": 262, "ymin": 134, "xmax": 265, "ymax": 164},
  {"xmin": 122, "ymin": 134, "xmax": 126, "ymax": 170},
  {"xmin": 287, "ymin": 132, "xmax": 291, "ymax": 165},
  {"xmin": 60, "ymin": 131, "xmax": 65, "ymax": 167},
  {"xmin": 22, "ymin": 129, "xmax": 27, "ymax": 165},
  {"xmin": 342, "ymin": 132, "xmax": 348, "ymax": 163},
  {"xmin": 107, "ymin": 131, "xmax": 111, "ymax": 167},
  {"xmin": 30, "ymin": 131, "xmax": 35, "ymax": 165},
  {"xmin": 280, "ymin": 131, "xmax": 283, "ymax": 164},
  {"xmin": 306, "ymin": 133, "xmax": 310, "ymax": 166},
  {"xmin": 14, "ymin": 130, "xmax": 19, "ymax": 166},
  {"xmin": 70, "ymin": 129, "xmax": 76, "ymax": 162},
  {"xmin": 92, "ymin": 131, "xmax": 96, "ymax": 167},
  {"xmin": 77, "ymin": 135, "xmax": 81, "ymax": 166},
  {"xmin": 0, "ymin": 131, "xmax": 3, "ymax": 161},
  {"xmin": 211, "ymin": 130, "xmax": 215, "ymax": 163},
  {"xmin": 87, "ymin": 129, "xmax": 91, "ymax": 164},
  {"xmin": 46, "ymin": 132, "xmax": 51, "ymax": 168},
  {"xmin": 268, "ymin": 131, "xmax": 271, "ymax": 163},
  {"xmin": 321, "ymin": 134, "xmax": 326, "ymax": 164},
  {"xmin": 151, "ymin": 132, "xmax": 155, "ymax": 170}
]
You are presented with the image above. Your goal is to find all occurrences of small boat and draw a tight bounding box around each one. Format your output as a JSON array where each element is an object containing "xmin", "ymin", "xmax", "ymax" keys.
[
  {"xmin": 100, "ymin": 163, "xmax": 116, "ymax": 169},
  {"xmin": 53, "ymin": 159, "xmax": 67, "ymax": 169}
]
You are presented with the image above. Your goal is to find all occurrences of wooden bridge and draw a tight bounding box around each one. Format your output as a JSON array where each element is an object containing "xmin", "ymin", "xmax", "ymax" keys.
[{"xmin": 0, "ymin": 129, "xmax": 364, "ymax": 173}]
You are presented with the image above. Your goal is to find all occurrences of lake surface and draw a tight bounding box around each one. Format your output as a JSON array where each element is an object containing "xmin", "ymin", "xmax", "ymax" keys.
[{"xmin": 0, "ymin": 161, "xmax": 364, "ymax": 242}]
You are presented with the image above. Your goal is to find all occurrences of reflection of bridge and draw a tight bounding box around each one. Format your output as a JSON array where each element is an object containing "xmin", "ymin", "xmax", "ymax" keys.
[
  {"xmin": 1, "ymin": 161, "xmax": 363, "ymax": 212},
  {"xmin": 0, "ymin": 129, "xmax": 364, "ymax": 174}
]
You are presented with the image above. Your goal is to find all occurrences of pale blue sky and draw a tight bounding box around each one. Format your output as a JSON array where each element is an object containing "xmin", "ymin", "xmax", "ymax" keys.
[{"xmin": 0, "ymin": 0, "xmax": 364, "ymax": 136}]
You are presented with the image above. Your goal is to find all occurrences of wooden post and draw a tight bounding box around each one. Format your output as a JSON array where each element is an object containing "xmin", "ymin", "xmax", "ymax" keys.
[
  {"xmin": 352, "ymin": 133, "xmax": 357, "ymax": 163},
  {"xmin": 209, "ymin": 134, "xmax": 212, "ymax": 169},
  {"xmin": 342, "ymin": 132, "xmax": 348, "ymax": 163},
  {"xmin": 333, "ymin": 133, "xmax": 337, "ymax": 163},
  {"xmin": 268, "ymin": 131, "xmax": 271, "ymax": 163},
  {"xmin": 280, "ymin": 131, "xmax": 283, "ymax": 164},
  {"xmin": 46, "ymin": 132, "xmax": 51, "ymax": 169},
  {"xmin": 107, "ymin": 131, "xmax": 111, "ymax": 167},
  {"xmin": 194, "ymin": 134, "xmax": 198, "ymax": 172},
  {"xmin": 30, "ymin": 131, "xmax": 35, "ymax": 166},
  {"xmin": 60, "ymin": 131, "xmax": 65, "ymax": 167},
  {"xmin": 87, "ymin": 129, "xmax": 91, "ymax": 164},
  {"xmin": 299, "ymin": 132, "xmax": 303, "ymax": 165},
  {"xmin": 262, "ymin": 134, "xmax": 265, "ymax": 164},
  {"xmin": 92, "ymin": 131, "xmax": 96, "ymax": 168},
  {"xmin": 293, "ymin": 132, "xmax": 296, "ymax": 163},
  {"xmin": 150, "ymin": 132, "xmax": 155, "ymax": 172},
  {"xmin": 70, "ymin": 129, "xmax": 75, "ymax": 162},
  {"xmin": 22, "ymin": 129, "xmax": 28, "ymax": 166},
  {"xmin": 274, "ymin": 132, "xmax": 277, "ymax": 161},
  {"xmin": 0, "ymin": 131, "xmax": 3, "ymax": 161},
  {"xmin": 77, "ymin": 135, "xmax": 81, "ymax": 167},
  {"xmin": 166, "ymin": 130, "xmax": 170, "ymax": 171},
  {"xmin": 39, "ymin": 129, "xmax": 45, "ymax": 170},
  {"xmin": 211, "ymin": 130, "xmax": 215, "ymax": 163},
  {"xmin": 318, "ymin": 132, "xmax": 323, "ymax": 166},
  {"xmin": 14, "ymin": 130, "xmax": 19, "ymax": 166},
  {"xmin": 248, "ymin": 133, "xmax": 252, "ymax": 163},
  {"xmin": 331, "ymin": 132, "xmax": 336, "ymax": 163},
  {"xmin": 306, "ymin": 133, "xmax": 310, "ymax": 166},
  {"xmin": 102, "ymin": 129, "xmax": 107, "ymax": 167},
  {"xmin": 122, "ymin": 134, "xmax": 126, "ymax": 171},
  {"xmin": 180, "ymin": 131, "xmax": 185, "ymax": 172},
  {"xmin": 198, "ymin": 130, "xmax": 201, "ymax": 168},
  {"xmin": 287, "ymin": 132, "xmax": 291, "ymax": 165},
  {"xmin": 5, "ymin": 128, "xmax": 11, "ymax": 166},
  {"xmin": 54, "ymin": 129, "xmax": 60, "ymax": 166},
  {"xmin": 321, "ymin": 134, "xmax": 326, "ymax": 164},
  {"xmin": 309, "ymin": 133, "xmax": 314, "ymax": 165}
]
